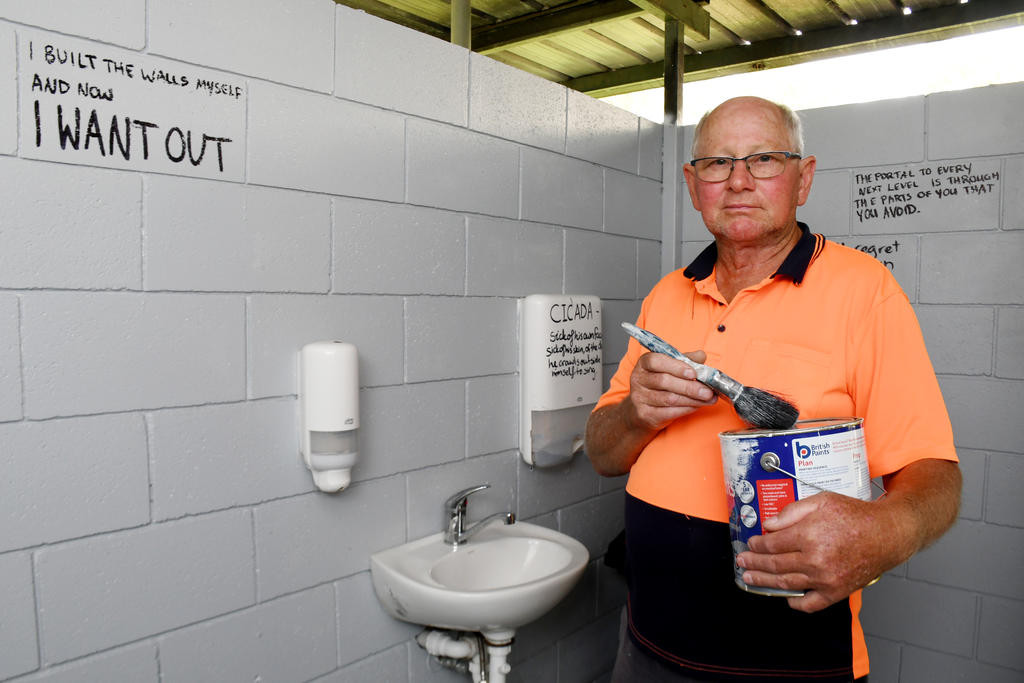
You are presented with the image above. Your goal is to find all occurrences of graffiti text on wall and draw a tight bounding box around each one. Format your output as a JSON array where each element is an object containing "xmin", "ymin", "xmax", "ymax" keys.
[
  {"xmin": 838, "ymin": 238, "xmax": 901, "ymax": 272},
  {"xmin": 852, "ymin": 159, "xmax": 1001, "ymax": 229},
  {"xmin": 18, "ymin": 30, "xmax": 246, "ymax": 181}
]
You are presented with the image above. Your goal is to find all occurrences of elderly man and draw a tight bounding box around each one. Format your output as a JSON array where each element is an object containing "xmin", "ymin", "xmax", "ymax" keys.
[{"xmin": 586, "ymin": 96, "xmax": 961, "ymax": 682}]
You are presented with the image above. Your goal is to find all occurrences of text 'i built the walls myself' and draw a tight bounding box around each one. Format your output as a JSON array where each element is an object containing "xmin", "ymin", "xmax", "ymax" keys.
[{"xmin": 18, "ymin": 29, "xmax": 246, "ymax": 181}]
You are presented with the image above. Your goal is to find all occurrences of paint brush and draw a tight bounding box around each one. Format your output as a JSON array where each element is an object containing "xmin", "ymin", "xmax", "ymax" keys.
[{"xmin": 621, "ymin": 322, "xmax": 799, "ymax": 430}]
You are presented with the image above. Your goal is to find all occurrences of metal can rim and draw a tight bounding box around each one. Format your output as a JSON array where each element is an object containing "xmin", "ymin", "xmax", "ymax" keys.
[{"xmin": 719, "ymin": 416, "xmax": 862, "ymax": 438}]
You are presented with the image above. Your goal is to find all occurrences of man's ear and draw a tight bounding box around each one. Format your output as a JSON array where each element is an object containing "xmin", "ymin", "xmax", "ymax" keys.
[
  {"xmin": 796, "ymin": 155, "xmax": 816, "ymax": 206},
  {"xmin": 682, "ymin": 163, "xmax": 702, "ymax": 210}
]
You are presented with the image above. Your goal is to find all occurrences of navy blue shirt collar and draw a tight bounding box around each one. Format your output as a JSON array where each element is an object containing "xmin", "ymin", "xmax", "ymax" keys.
[{"xmin": 682, "ymin": 222, "xmax": 820, "ymax": 285}]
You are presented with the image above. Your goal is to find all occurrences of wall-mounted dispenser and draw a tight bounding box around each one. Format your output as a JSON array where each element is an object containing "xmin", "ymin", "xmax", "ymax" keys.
[
  {"xmin": 299, "ymin": 341, "xmax": 359, "ymax": 493},
  {"xmin": 519, "ymin": 295, "xmax": 602, "ymax": 467}
]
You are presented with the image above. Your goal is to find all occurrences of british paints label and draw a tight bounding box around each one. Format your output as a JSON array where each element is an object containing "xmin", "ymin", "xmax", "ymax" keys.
[{"xmin": 791, "ymin": 429, "xmax": 870, "ymax": 501}]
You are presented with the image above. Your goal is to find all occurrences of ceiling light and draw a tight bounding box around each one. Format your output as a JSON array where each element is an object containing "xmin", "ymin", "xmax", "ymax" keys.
[
  {"xmin": 794, "ymin": 29, "xmax": 803, "ymax": 36},
  {"xmin": 903, "ymin": 6, "xmax": 912, "ymax": 15}
]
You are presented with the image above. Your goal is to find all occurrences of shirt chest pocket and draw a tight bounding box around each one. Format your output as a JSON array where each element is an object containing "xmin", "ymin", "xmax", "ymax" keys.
[{"xmin": 736, "ymin": 339, "xmax": 844, "ymax": 417}]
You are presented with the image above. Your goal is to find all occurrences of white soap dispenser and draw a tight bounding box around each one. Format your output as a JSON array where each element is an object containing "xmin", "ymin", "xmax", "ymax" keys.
[{"xmin": 299, "ymin": 341, "xmax": 359, "ymax": 493}]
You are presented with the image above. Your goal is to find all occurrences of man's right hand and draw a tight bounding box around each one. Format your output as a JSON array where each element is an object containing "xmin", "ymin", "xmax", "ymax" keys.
[
  {"xmin": 625, "ymin": 350, "xmax": 717, "ymax": 432},
  {"xmin": 584, "ymin": 350, "xmax": 717, "ymax": 477}
]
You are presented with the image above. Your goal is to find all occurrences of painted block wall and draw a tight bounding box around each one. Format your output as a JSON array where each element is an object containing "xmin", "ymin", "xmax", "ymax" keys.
[
  {"xmin": 681, "ymin": 85, "xmax": 1023, "ymax": 682},
  {"xmin": 2, "ymin": 2, "xmax": 1022, "ymax": 683},
  {"xmin": 0, "ymin": 0, "xmax": 660, "ymax": 680}
]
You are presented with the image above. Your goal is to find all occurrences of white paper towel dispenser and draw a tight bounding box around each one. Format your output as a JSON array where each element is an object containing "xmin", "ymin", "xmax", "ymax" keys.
[{"xmin": 519, "ymin": 295, "xmax": 602, "ymax": 467}]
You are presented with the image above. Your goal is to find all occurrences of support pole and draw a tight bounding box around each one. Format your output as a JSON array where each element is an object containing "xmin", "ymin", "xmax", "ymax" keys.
[
  {"xmin": 660, "ymin": 19, "xmax": 684, "ymax": 277},
  {"xmin": 451, "ymin": 0, "xmax": 472, "ymax": 48}
]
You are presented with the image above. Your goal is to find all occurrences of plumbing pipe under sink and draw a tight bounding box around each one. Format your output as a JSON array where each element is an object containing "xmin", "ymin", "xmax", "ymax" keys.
[{"xmin": 416, "ymin": 629, "xmax": 512, "ymax": 683}]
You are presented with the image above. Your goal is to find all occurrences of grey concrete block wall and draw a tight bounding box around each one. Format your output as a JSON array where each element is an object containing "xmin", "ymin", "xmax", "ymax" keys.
[
  {"xmin": 36, "ymin": 511, "xmax": 256, "ymax": 663},
  {"xmin": 0, "ymin": 553, "xmax": 37, "ymax": 679},
  {"xmin": 0, "ymin": 24, "xmax": 13, "ymax": 156},
  {"xmin": 0, "ymin": 0, "xmax": 145, "ymax": 48},
  {"xmin": 335, "ymin": 199, "xmax": 466, "ymax": 296},
  {"xmin": 466, "ymin": 217, "xmax": 565, "ymax": 296},
  {"xmin": 0, "ymin": 159, "xmax": 142, "ymax": 290},
  {"xmin": 1, "ymin": 415, "xmax": 150, "ymax": 551},
  {"xmin": 521, "ymin": 147, "xmax": 605, "ymax": 229},
  {"xmin": 802, "ymin": 96, "xmax": 926, "ymax": 170},
  {"xmin": 566, "ymin": 89, "xmax": 642, "ymax": 174},
  {"xmin": 22, "ymin": 293, "xmax": 246, "ymax": 417},
  {"xmin": 249, "ymin": 83, "xmax": 407, "ymax": 200},
  {"xmin": 2, "ymin": 3, "xmax": 1022, "ymax": 682},
  {"xmin": 246, "ymin": 294, "xmax": 406, "ymax": 395},
  {"xmin": 0, "ymin": 297, "xmax": 23, "ymax": 421},
  {"xmin": 149, "ymin": 0, "xmax": 336, "ymax": 92},
  {"xmin": 407, "ymin": 119, "xmax": 521, "ymax": 216},
  {"xmin": 468, "ymin": 52, "xmax": 566, "ymax": 151},
  {"xmin": 144, "ymin": 177, "xmax": 333, "ymax": 293},
  {"xmin": 605, "ymin": 169, "xmax": 661, "ymax": 240},
  {"xmin": 148, "ymin": 400, "xmax": 313, "ymax": 520},
  {"xmin": 337, "ymin": 6, "xmax": 469, "ymax": 126},
  {"xmin": 156, "ymin": 585, "xmax": 340, "ymax": 681},
  {"xmin": 0, "ymin": 1, "xmax": 644, "ymax": 680}
]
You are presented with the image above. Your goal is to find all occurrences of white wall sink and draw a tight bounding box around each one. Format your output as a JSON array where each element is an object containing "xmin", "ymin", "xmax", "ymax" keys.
[{"xmin": 370, "ymin": 521, "xmax": 589, "ymax": 642}]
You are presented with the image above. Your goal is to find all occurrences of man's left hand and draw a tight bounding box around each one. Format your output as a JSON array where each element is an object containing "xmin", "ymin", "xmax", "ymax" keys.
[
  {"xmin": 736, "ymin": 458, "xmax": 961, "ymax": 613},
  {"xmin": 735, "ymin": 491, "xmax": 898, "ymax": 613}
]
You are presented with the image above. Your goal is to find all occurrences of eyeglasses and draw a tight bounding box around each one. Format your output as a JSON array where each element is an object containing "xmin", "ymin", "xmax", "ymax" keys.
[{"xmin": 689, "ymin": 151, "xmax": 801, "ymax": 182}]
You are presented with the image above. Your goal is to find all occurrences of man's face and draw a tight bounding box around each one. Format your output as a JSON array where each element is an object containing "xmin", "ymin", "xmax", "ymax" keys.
[{"xmin": 683, "ymin": 99, "xmax": 816, "ymax": 246}]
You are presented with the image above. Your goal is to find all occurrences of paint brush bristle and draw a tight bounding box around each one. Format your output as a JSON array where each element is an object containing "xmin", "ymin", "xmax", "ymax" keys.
[{"xmin": 732, "ymin": 387, "xmax": 799, "ymax": 430}]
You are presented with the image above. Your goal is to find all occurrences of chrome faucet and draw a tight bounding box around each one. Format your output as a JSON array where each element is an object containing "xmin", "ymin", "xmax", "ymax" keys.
[{"xmin": 443, "ymin": 483, "xmax": 516, "ymax": 547}]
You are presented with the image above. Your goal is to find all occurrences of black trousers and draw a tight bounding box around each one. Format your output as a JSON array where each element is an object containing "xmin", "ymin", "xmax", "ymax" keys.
[{"xmin": 610, "ymin": 608, "xmax": 869, "ymax": 683}]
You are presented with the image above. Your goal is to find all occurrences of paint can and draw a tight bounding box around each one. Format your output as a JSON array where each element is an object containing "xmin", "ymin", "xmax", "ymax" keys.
[{"xmin": 719, "ymin": 417, "xmax": 872, "ymax": 597}]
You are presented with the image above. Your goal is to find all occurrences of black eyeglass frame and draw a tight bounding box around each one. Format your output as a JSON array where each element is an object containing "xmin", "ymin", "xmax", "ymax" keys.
[{"xmin": 688, "ymin": 151, "xmax": 802, "ymax": 182}]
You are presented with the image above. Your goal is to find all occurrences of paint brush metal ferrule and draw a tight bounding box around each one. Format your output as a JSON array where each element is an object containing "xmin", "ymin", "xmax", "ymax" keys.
[{"xmin": 700, "ymin": 367, "xmax": 744, "ymax": 402}]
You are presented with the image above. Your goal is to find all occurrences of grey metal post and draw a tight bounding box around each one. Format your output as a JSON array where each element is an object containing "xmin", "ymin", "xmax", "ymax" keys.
[
  {"xmin": 451, "ymin": 0, "xmax": 471, "ymax": 48},
  {"xmin": 661, "ymin": 18, "xmax": 684, "ymax": 277}
]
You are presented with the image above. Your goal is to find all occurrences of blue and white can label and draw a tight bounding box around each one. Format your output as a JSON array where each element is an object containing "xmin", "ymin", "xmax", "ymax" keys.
[{"xmin": 719, "ymin": 418, "xmax": 871, "ymax": 597}]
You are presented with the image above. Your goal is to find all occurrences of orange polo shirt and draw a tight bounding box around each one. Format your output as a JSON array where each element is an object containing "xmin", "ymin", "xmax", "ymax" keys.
[{"xmin": 597, "ymin": 227, "xmax": 957, "ymax": 523}]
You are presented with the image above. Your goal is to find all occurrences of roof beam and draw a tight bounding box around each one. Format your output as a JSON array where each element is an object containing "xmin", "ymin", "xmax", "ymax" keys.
[
  {"xmin": 473, "ymin": 0, "xmax": 646, "ymax": 53},
  {"xmin": 744, "ymin": 0, "xmax": 800, "ymax": 37},
  {"xmin": 565, "ymin": 61, "xmax": 664, "ymax": 95},
  {"xmin": 624, "ymin": 0, "xmax": 709, "ymax": 38},
  {"xmin": 687, "ymin": 1, "xmax": 1024, "ymax": 79},
  {"xmin": 565, "ymin": 2, "xmax": 1024, "ymax": 96}
]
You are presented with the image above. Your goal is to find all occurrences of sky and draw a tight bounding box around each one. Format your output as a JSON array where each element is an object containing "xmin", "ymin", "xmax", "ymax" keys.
[{"xmin": 601, "ymin": 24, "xmax": 1024, "ymax": 125}]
